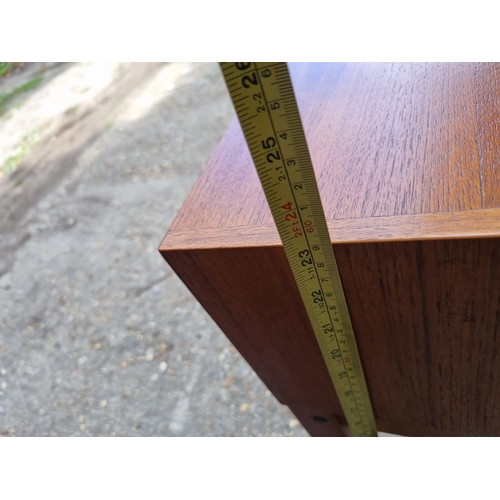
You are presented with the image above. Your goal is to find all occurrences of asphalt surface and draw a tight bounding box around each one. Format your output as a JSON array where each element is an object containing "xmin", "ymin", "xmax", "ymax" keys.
[{"xmin": 0, "ymin": 62, "xmax": 308, "ymax": 436}]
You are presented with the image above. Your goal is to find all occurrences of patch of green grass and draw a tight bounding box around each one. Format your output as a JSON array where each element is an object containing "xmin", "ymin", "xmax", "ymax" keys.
[
  {"xmin": 0, "ymin": 62, "xmax": 15, "ymax": 77},
  {"xmin": 0, "ymin": 128, "xmax": 43, "ymax": 178},
  {"xmin": 0, "ymin": 75, "xmax": 43, "ymax": 115},
  {"xmin": 14, "ymin": 98, "xmax": 27, "ymax": 109}
]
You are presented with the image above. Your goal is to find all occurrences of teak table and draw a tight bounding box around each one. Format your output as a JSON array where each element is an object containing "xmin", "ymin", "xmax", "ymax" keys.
[{"xmin": 160, "ymin": 63, "xmax": 500, "ymax": 437}]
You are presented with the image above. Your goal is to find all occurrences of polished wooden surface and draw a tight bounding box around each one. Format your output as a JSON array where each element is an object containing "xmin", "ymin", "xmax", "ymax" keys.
[
  {"xmin": 335, "ymin": 239, "xmax": 500, "ymax": 436},
  {"xmin": 164, "ymin": 239, "xmax": 500, "ymax": 436},
  {"xmin": 164, "ymin": 246, "xmax": 343, "ymax": 413},
  {"xmin": 160, "ymin": 63, "xmax": 500, "ymax": 436},
  {"xmin": 169, "ymin": 63, "xmax": 500, "ymax": 237}
]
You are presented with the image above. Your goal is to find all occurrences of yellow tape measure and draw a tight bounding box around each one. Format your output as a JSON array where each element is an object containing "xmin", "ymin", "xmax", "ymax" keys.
[{"xmin": 220, "ymin": 62, "xmax": 377, "ymax": 437}]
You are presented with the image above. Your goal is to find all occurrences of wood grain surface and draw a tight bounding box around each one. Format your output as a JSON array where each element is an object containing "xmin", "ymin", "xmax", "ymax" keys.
[
  {"xmin": 160, "ymin": 63, "xmax": 500, "ymax": 436},
  {"xmin": 335, "ymin": 239, "xmax": 500, "ymax": 436},
  {"xmin": 164, "ymin": 246, "xmax": 344, "ymax": 413},
  {"xmin": 164, "ymin": 238, "xmax": 500, "ymax": 436},
  {"xmin": 169, "ymin": 63, "xmax": 500, "ymax": 236}
]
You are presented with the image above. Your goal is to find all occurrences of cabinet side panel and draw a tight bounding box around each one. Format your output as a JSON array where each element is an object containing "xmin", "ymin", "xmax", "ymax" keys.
[
  {"xmin": 335, "ymin": 238, "xmax": 500, "ymax": 436},
  {"xmin": 161, "ymin": 246, "xmax": 343, "ymax": 413}
]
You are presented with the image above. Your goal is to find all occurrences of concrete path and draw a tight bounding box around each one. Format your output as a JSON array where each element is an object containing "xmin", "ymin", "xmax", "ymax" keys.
[{"xmin": 0, "ymin": 62, "xmax": 308, "ymax": 436}]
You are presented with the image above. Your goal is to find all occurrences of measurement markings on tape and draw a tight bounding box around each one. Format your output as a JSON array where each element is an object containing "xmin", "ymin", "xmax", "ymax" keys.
[{"xmin": 220, "ymin": 62, "xmax": 377, "ymax": 437}]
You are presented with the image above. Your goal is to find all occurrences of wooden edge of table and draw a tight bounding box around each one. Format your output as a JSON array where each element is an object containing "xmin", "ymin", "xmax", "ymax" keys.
[{"xmin": 160, "ymin": 207, "xmax": 500, "ymax": 252}]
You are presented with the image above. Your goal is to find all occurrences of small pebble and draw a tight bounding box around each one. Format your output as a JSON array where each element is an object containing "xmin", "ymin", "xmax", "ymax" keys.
[
  {"xmin": 120, "ymin": 361, "xmax": 127, "ymax": 368},
  {"xmin": 0, "ymin": 369, "xmax": 6, "ymax": 375},
  {"xmin": 145, "ymin": 348, "xmax": 154, "ymax": 361},
  {"xmin": 94, "ymin": 343, "xmax": 101, "ymax": 350},
  {"xmin": 158, "ymin": 361, "xmax": 167, "ymax": 373},
  {"xmin": 150, "ymin": 373, "xmax": 159, "ymax": 382},
  {"xmin": 1, "ymin": 381, "xmax": 7, "ymax": 390},
  {"xmin": 288, "ymin": 419, "xmax": 300, "ymax": 429},
  {"xmin": 99, "ymin": 399, "xmax": 107, "ymax": 408},
  {"xmin": 240, "ymin": 403, "xmax": 250, "ymax": 413},
  {"xmin": 0, "ymin": 406, "xmax": 4, "ymax": 413}
]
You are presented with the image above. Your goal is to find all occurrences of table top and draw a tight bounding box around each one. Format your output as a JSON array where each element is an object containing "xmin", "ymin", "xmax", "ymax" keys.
[{"xmin": 162, "ymin": 63, "xmax": 500, "ymax": 251}]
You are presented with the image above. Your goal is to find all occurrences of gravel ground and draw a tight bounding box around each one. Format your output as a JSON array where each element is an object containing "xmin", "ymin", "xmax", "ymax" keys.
[{"xmin": 0, "ymin": 62, "xmax": 308, "ymax": 436}]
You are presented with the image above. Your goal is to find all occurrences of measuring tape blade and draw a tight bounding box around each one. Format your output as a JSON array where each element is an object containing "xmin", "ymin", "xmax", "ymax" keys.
[{"xmin": 220, "ymin": 62, "xmax": 377, "ymax": 437}]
